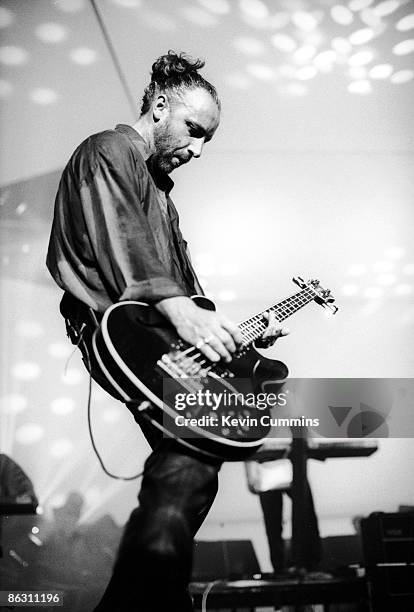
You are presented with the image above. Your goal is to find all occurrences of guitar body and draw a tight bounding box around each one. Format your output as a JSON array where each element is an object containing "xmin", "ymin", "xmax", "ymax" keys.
[{"xmin": 92, "ymin": 296, "xmax": 289, "ymax": 461}]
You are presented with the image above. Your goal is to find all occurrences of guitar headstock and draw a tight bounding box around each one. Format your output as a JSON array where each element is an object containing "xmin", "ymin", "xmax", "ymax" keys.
[{"xmin": 293, "ymin": 276, "xmax": 338, "ymax": 314}]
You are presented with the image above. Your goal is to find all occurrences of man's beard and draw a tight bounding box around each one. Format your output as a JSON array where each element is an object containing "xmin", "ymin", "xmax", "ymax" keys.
[{"xmin": 153, "ymin": 122, "xmax": 177, "ymax": 174}]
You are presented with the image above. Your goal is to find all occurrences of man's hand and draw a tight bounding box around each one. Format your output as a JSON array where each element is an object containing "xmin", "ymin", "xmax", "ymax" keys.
[
  {"xmin": 254, "ymin": 310, "xmax": 290, "ymax": 349},
  {"xmin": 156, "ymin": 296, "xmax": 243, "ymax": 363}
]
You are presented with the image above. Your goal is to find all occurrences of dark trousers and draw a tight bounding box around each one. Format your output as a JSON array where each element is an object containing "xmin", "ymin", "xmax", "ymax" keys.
[
  {"xmin": 60, "ymin": 294, "xmax": 221, "ymax": 611},
  {"xmin": 259, "ymin": 484, "xmax": 321, "ymax": 572}
]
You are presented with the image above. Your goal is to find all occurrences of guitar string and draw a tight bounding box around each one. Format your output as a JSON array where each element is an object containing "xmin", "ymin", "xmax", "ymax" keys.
[{"xmin": 160, "ymin": 287, "xmax": 316, "ymax": 378}]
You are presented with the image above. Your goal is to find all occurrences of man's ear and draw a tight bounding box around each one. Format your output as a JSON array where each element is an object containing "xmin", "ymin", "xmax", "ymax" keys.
[{"xmin": 153, "ymin": 94, "xmax": 169, "ymax": 122}]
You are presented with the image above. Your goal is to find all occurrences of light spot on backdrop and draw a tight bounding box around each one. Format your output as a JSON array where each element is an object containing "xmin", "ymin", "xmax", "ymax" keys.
[
  {"xmin": 54, "ymin": 0, "xmax": 86, "ymax": 12},
  {"xmin": 373, "ymin": 0, "xmax": 401, "ymax": 18},
  {"xmin": 233, "ymin": 36, "xmax": 266, "ymax": 56},
  {"xmin": 15, "ymin": 320, "xmax": 45, "ymax": 339},
  {"xmin": 239, "ymin": 0, "xmax": 269, "ymax": 21},
  {"xmin": 0, "ymin": 79, "xmax": 13, "ymax": 98},
  {"xmin": 12, "ymin": 362, "xmax": 41, "ymax": 381},
  {"xmin": 15, "ymin": 423, "xmax": 44, "ymax": 445},
  {"xmin": 349, "ymin": 27, "xmax": 376, "ymax": 45},
  {"xmin": 35, "ymin": 23, "xmax": 68, "ymax": 44},
  {"xmin": 0, "ymin": 7, "xmax": 14, "ymax": 28},
  {"xmin": 47, "ymin": 342, "xmax": 73, "ymax": 359},
  {"xmin": 390, "ymin": 69, "xmax": 413, "ymax": 83},
  {"xmin": 0, "ymin": 46, "xmax": 29, "ymax": 66},
  {"xmin": 50, "ymin": 397, "xmax": 76, "ymax": 416},
  {"xmin": 348, "ymin": 79, "xmax": 372, "ymax": 93},
  {"xmin": 196, "ymin": 0, "xmax": 231, "ymax": 16},
  {"xmin": 246, "ymin": 63, "xmax": 276, "ymax": 80},
  {"xmin": 181, "ymin": 6, "xmax": 218, "ymax": 27},
  {"xmin": 331, "ymin": 5, "xmax": 354, "ymax": 26},
  {"xmin": 61, "ymin": 368, "xmax": 84, "ymax": 385},
  {"xmin": 0, "ymin": 394, "xmax": 28, "ymax": 415},
  {"xmin": 69, "ymin": 47, "xmax": 98, "ymax": 65},
  {"xmin": 348, "ymin": 0, "xmax": 375, "ymax": 10},
  {"xmin": 49, "ymin": 438, "xmax": 74, "ymax": 458},
  {"xmin": 29, "ymin": 88, "xmax": 59, "ymax": 105},
  {"xmin": 369, "ymin": 63, "xmax": 393, "ymax": 78},
  {"xmin": 396, "ymin": 13, "xmax": 414, "ymax": 31},
  {"xmin": 110, "ymin": 0, "xmax": 141, "ymax": 7},
  {"xmin": 393, "ymin": 39, "xmax": 414, "ymax": 55}
]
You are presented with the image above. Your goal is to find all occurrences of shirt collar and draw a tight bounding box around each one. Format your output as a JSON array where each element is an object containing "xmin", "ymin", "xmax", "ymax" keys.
[{"xmin": 115, "ymin": 124, "xmax": 174, "ymax": 195}]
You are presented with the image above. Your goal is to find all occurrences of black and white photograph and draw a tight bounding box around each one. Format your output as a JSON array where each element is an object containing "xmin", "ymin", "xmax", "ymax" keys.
[{"xmin": 0, "ymin": 1, "xmax": 413, "ymax": 611}]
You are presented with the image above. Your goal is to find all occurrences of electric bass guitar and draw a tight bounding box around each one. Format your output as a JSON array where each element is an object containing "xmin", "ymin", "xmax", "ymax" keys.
[{"xmin": 92, "ymin": 277, "xmax": 338, "ymax": 460}]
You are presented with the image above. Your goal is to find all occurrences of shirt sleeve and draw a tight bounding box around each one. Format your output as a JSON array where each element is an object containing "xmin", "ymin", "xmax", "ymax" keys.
[{"xmin": 78, "ymin": 138, "xmax": 187, "ymax": 304}]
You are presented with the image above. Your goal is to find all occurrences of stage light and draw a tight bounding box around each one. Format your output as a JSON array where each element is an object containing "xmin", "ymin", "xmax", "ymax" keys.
[
  {"xmin": 293, "ymin": 45, "xmax": 317, "ymax": 63},
  {"xmin": 246, "ymin": 63, "xmax": 275, "ymax": 80},
  {"xmin": 197, "ymin": 0, "xmax": 231, "ymax": 15},
  {"xmin": 15, "ymin": 423, "xmax": 44, "ymax": 444},
  {"xmin": 50, "ymin": 397, "xmax": 76, "ymax": 415},
  {"xmin": 331, "ymin": 5, "xmax": 354, "ymax": 26},
  {"xmin": 393, "ymin": 39, "xmax": 414, "ymax": 55},
  {"xmin": 348, "ymin": 264, "xmax": 368, "ymax": 276},
  {"xmin": 0, "ymin": 79, "xmax": 13, "ymax": 98},
  {"xmin": 395, "ymin": 283, "xmax": 413, "ymax": 296},
  {"xmin": 29, "ymin": 88, "xmax": 59, "ymax": 105},
  {"xmin": 348, "ymin": 0, "xmax": 374, "ymax": 10},
  {"xmin": 12, "ymin": 362, "xmax": 41, "ymax": 381},
  {"xmin": 70, "ymin": 47, "xmax": 98, "ymax": 65},
  {"xmin": 15, "ymin": 320, "xmax": 45, "ymax": 339},
  {"xmin": 348, "ymin": 50, "xmax": 374, "ymax": 65},
  {"xmin": 348, "ymin": 79, "xmax": 372, "ymax": 93},
  {"xmin": 349, "ymin": 28, "xmax": 375, "ymax": 45},
  {"xmin": 0, "ymin": 394, "xmax": 28, "ymax": 415},
  {"xmin": 390, "ymin": 69, "xmax": 414, "ymax": 83},
  {"xmin": 373, "ymin": 0, "xmax": 400, "ymax": 17},
  {"xmin": 271, "ymin": 34, "xmax": 297, "ymax": 53},
  {"xmin": 396, "ymin": 14, "xmax": 414, "ymax": 31},
  {"xmin": 296, "ymin": 66, "xmax": 318, "ymax": 80},
  {"xmin": 239, "ymin": 0, "xmax": 269, "ymax": 21},
  {"xmin": 369, "ymin": 63, "xmax": 393, "ymax": 78},
  {"xmin": 50, "ymin": 439, "xmax": 74, "ymax": 458},
  {"xmin": 35, "ymin": 23, "xmax": 67, "ymax": 44},
  {"xmin": 233, "ymin": 37, "xmax": 266, "ymax": 56},
  {"xmin": 61, "ymin": 368, "xmax": 84, "ymax": 385},
  {"xmin": 47, "ymin": 342, "xmax": 72, "ymax": 358},
  {"xmin": 291, "ymin": 11, "xmax": 318, "ymax": 32},
  {"xmin": 342, "ymin": 284, "xmax": 358, "ymax": 295}
]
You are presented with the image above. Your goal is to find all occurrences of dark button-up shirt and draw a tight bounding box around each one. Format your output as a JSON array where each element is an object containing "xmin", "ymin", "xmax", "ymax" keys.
[{"xmin": 47, "ymin": 124, "xmax": 202, "ymax": 312}]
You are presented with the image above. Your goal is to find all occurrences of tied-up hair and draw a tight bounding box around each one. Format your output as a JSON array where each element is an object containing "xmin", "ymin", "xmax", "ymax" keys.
[{"xmin": 140, "ymin": 50, "xmax": 221, "ymax": 115}]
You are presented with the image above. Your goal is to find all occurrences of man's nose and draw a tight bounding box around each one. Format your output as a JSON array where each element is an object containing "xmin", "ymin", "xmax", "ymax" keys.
[{"xmin": 188, "ymin": 138, "xmax": 204, "ymax": 159}]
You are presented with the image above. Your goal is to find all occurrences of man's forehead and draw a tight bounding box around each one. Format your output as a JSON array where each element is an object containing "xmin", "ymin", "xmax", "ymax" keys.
[{"xmin": 175, "ymin": 88, "xmax": 220, "ymax": 131}]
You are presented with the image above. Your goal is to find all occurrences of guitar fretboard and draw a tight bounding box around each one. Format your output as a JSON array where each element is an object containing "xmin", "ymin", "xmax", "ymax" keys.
[{"xmin": 238, "ymin": 287, "xmax": 316, "ymax": 346}]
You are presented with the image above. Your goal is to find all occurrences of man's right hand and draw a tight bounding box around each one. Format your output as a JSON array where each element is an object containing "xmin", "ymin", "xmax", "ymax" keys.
[{"xmin": 155, "ymin": 296, "xmax": 243, "ymax": 363}]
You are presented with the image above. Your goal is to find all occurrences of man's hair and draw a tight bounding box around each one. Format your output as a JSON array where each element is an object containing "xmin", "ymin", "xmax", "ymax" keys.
[{"xmin": 140, "ymin": 50, "xmax": 220, "ymax": 115}]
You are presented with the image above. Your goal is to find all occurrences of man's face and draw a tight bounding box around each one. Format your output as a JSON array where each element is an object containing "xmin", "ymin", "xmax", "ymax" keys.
[{"xmin": 153, "ymin": 88, "xmax": 220, "ymax": 174}]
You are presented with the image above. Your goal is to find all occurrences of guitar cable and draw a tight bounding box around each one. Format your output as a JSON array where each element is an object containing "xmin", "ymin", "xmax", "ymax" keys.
[{"xmin": 71, "ymin": 326, "xmax": 164, "ymax": 481}]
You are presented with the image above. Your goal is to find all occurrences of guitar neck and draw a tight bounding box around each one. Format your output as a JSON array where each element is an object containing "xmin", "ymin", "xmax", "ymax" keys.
[{"xmin": 238, "ymin": 287, "xmax": 315, "ymax": 346}]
